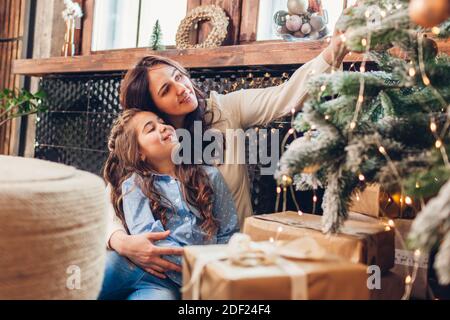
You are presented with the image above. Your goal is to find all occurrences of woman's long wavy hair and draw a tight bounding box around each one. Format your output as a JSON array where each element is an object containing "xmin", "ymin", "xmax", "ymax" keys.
[
  {"xmin": 103, "ymin": 109, "xmax": 217, "ymax": 239},
  {"xmin": 120, "ymin": 55, "xmax": 217, "ymax": 138}
]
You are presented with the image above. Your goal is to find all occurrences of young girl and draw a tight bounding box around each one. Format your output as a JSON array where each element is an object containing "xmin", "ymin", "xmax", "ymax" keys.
[{"xmin": 98, "ymin": 108, "xmax": 239, "ymax": 300}]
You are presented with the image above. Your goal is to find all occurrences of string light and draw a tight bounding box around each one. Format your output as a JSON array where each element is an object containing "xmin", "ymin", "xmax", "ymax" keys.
[
  {"xmin": 298, "ymin": 210, "xmax": 303, "ymax": 216},
  {"xmin": 320, "ymin": 85, "xmax": 326, "ymax": 92},
  {"xmin": 435, "ymin": 139, "xmax": 443, "ymax": 148},
  {"xmin": 405, "ymin": 196, "xmax": 413, "ymax": 205},
  {"xmin": 430, "ymin": 122, "xmax": 437, "ymax": 132},
  {"xmin": 408, "ymin": 68, "xmax": 416, "ymax": 77},
  {"xmin": 324, "ymin": 115, "xmax": 330, "ymax": 120},
  {"xmin": 405, "ymin": 275, "xmax": 412, "ymax": 285},
  {"xmin": 385, "ymin": 225, "xmax": 391, "ymax": 231},
  {"xmin": 388, "ymin": 220, "xmax": 395, "ymax": 227},
  {"xmin": 415, "ymin": 181, "xmax": 420, "ymax": 189},
  {"xmin": 340, "ymin": 34, "xmax": 346, "ymax": 42},
  {"xmin": 269, "ymin": 237, "xmax": 275, "ymax": 243},
  {"xmin": 360, "ymin": 66, "xmax": 366, "ymax": 73},
  {"xmin": 291, "ymin": 108, "xmax": 295, "ymax": 115},
  {"xmin": 380, "ymin": 10, "xmax": 386, "ymax": 18},
  {"xmin": 350, "ymin": 121, "xmax": 357, "ymax": 130},
  {"xmin": 378, "ymin": 146, "xmax": 386, "ymax": 155},
  {"xmin": 422, "ymin": 75, "xmax": 430, "ymax": 86},
  {"xmin": 356, "ymin": 195, "xmax": 360, "ymax": 201},
  {"xmin": 364, "ymin": 10, "xmax": 370, "ymax": 18},
  {"xmin": 361, "ymin": 38, "xmax": 367, "ymax": 47},
  {"xmin": 414, "ymin": 249, "xmax": 421, "ymax": 259},
  {"xmin": 312, "ymin": 195, "xmax": 318, "ymax": 203},
  {"xmin": 432, "ymin": 27, "xmax": 440, "ymax": 35},
  {"xmin": 358, "ymin": 174, "xmax": 365, "ymax": 181},
  {"xmin": 276, "ymin": 186, "xmax": 281, "ymax": 194},
  {"xmin": 358, "ymin": 95, "xmax": 364, "ymax": 103}
]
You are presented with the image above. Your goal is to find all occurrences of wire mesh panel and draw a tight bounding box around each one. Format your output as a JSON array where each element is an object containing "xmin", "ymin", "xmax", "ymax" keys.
[{"xmin": 35, "ymin": 65, "xmax": 317, "ymax": 214}]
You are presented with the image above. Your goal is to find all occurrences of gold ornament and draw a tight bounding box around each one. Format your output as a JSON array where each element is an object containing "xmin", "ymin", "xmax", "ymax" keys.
[
  {"xmin": 175, "ymin": 5, "xmax": 229, "ymax": 50},
  {"xmin": 409, "ymin": 0, "xmax": 450, "ymax": 28},
  {"xmin": 287, "ymin": 0, "xmax": 309, "ymax": 15}
]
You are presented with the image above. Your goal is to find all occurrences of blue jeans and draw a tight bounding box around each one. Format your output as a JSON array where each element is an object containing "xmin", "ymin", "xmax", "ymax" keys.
[{"xmin": 97, "ymin": 251, "xmax": 181, "ymax": 300}]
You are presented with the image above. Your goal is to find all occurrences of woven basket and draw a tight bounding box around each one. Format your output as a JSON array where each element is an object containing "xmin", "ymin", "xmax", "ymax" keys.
[{"xmin": 0, "ymin": 156, "xmax": 107, "ymax": 299}]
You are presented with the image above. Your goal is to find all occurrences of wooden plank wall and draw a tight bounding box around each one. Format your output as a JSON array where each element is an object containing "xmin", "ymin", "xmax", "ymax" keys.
[{"xmin": 0, "ymin": 0, "xmax": 25, "ymax": 155}]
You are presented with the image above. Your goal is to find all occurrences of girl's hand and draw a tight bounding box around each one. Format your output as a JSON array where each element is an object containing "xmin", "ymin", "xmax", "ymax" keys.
[{"xmin": 110, "ymin": 230, "xmax": 184, "ymax": 279}]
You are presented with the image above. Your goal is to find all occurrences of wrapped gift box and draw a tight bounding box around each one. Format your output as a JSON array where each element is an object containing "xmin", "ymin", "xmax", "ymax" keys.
[
  {"xmin": 370, "ymin": 271, "xmax": 405, "ymax": 300},
  {"xmin": 243, "ymin": 211, "xmax": 395, "ymax": 272},
  {"xmin": 182, "ymin": 240, "xmax": 370, "ymax": 300},
  {"xmin": 350, "ymin": 184, "xmax": 420, "ymax": 219}
]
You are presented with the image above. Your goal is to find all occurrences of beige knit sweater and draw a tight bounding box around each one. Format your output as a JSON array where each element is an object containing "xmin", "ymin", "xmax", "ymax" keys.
[{"xmin": 106, "ymin": 52, "xmax": 333, "ymax": 248}]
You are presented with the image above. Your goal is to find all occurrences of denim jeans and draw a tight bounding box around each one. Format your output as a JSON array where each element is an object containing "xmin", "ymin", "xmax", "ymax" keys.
[{"xmin": 97, "ymin": 251, "xmax": 181, "ymax": 300}]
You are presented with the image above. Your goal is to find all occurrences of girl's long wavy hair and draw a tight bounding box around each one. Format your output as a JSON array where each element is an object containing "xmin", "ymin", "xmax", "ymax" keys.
[{"xmin": 103, "ymin": 109, "xmax": 217, "ymax": 239}]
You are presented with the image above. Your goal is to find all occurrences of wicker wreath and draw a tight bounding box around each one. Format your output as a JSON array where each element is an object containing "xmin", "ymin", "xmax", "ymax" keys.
[{"xmin": 176, "ymin": 5, "xmax": 229, "ymax": 49}]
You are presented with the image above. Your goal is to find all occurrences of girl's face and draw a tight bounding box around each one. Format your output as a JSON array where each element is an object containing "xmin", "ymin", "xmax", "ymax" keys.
[
  {"xmin": 131, "ymin": 111, "xmax": 178, "ymax": 165},
  {"xmin": 147, "ymin": 64, "xmax": 198, "ymax": 122}
]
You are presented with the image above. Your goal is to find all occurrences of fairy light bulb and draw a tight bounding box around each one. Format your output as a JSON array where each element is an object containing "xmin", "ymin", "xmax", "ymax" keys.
[
  {"xmin": 320, "ymin": 85, "xmax": 326, "ymax": 92},
  {"xmin": 378, "ymin": 146, "xmax": 386, "ymax": 155},
  {"xmin": 430, "ymin": 122, "xmax": 437, "ymax": 132},
  {"xmin": 423, "ymin": 76, "xmax": 430, "ymax": 86},
  {"xmin": 313, "ymin": 195, "xmax": 318, "ymax": 203},
  {"xmin": 361, "ymin": 38, "xmax": 367, "ymax": 47},
  {"xmin": 350, "ymin": 121, "xmax": 356, "ymax": 130},
  {"xmin": 395, "ymin": 3, "xmax": 402, "ymax": 9},
  {"xmin": 358, "ymin": 174, "xmax": 365, "ymax": 181},
  {"xmin": 291, "ymin": 108, "xmax": 295, "ymax": 115},
  {"xmin": 385, "ymin": 225, "xmax": 391, "ymax": 231},
  {"xmin": 269, "ymin": 237, "xmax": 275, "ymax": 243},
  {"xmin": 276, "ymin": 186, "xmax": 281, "ymax": 194},
  {"xmin": 388, "ymin": 220, "xmax": 395, "ymax": 227},
  {"xmin": 432, "ymin": 27, "xmax": 440, "ymax": 35},
  {"xmin": 380, "ymin": 10, "xmax": 386, "ymax": 17},
  {"xmin": 405, "ymin": 196, "xmax": 412, "ymax": 205},
  {"xmin": 298, "ymin": 210, "xmax": 303, "ymax": 216},
  {"xmin": 415, "ymin": 181, "xmax": 420, "ymax": 189},
  {"xmin": 414, "ymin": 249, "xmax": 421, "ymax": 259},
  {"xmin": 360, "ymin": 65, "xmax": 366, "ymax": 73},
  {"xmin": 356, "ymin": 195, "xmax": 360, "ymax": 201},
  {"xmin": 340, "ymin": 34, "xmax": 346, "ymax": 42},
  {"xmin": 435, "ymin": 139, "xmax": 443, "ymax": 148},
  {"xmin": 324, "ymin": 115, "xmax": 330, "ymax": 120},
  {"xmin": 405, "ymin": 275, "xmax": 412, "ymax": 285},
  {"xmin": 277, "ymin": 226, "xmax": 283, "ymax": 233},
  {"xmin": 288, "ymin": 128, "xmax": 294, "ymax": 135},
  {"xmin": 409, "ymin": 68, "xmax": 416, "ymax": 77},
  {"xmin": 365, "ymin": 10, "xmax": 370, "ymax": 18},
  {"xmin": 358, "ymin": 95, "xmax": 364, "ymax": 103}
]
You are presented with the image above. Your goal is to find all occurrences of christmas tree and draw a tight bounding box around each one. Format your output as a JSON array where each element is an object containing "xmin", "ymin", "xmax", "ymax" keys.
[
  {"xmin": 275, "ymin": 0, "xmax": 450, "ymax": 284},
  {"xmin": 150, "ymin": 19, "xmax": 165, "ymax": 51}
]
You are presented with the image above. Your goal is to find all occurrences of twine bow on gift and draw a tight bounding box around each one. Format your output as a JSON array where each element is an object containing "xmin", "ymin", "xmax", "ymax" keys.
[{"xmin": 181, "ymin": 233, "xmax": 338, "ymax": 300}]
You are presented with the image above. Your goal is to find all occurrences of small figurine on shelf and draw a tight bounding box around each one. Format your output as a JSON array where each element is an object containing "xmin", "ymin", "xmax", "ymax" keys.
[
  {"xmin": 61, "ymin": 0, "xmax": 83, "ymax": 57},
  {"xmin": 274, "ymin": 0, "xmax": 329, "ymax": 41}
]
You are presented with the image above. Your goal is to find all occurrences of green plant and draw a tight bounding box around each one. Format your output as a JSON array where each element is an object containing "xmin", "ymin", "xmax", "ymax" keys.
[{"xmin": 0, "ymin": 88, "xmax": 47, "ymax": 127}]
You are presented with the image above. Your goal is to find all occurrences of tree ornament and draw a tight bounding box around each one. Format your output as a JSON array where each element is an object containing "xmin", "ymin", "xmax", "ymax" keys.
[
  {"xmin": 422, "ymin": 37, "xmax": 439, "ymax": 60},
  {"xmin": 310, "ymin": 13, "xmax": 326, "ymax": 31},
  {"xmin": 409, "ymin": 0, "xmax": 450, "ymax": 28},
  {"xmin": 301, "ymin": 22, "xmax": 312, "ymax": 35},
  {"xmin": 150, "ymin": 19, "xmax": 165, "ymax": 51},
  {"xmin": 287, "ymin": 0, "xmax": 309, "ymax": 15},
  {"xmin": 274, "ymin": 10, "xmax": 289, "ymax": 26},
  {"xmin": 286, "ymin": 14, "xmax": 303, "ymax": 32}
]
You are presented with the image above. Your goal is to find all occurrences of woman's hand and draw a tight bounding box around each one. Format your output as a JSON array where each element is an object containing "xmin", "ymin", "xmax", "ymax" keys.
[
  {"xmin": 109, "ymin": 230, "xmax": 184, "ymax": 279},
  {"xmin": 322, "ymin": 26, "xmax": 349, "ymax": 69}
]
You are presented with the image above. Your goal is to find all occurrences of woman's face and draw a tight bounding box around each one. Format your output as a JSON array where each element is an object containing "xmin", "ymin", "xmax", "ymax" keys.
[
  {"xmin": 147, "ymin": 64, "xmax": 198, "ymax": 122},
  {"xmin": 131, "ymin": 111, "xmax": 178, "ymax": 165}
]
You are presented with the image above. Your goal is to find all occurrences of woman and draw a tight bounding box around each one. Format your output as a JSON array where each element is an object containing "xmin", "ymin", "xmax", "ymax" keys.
[{"xmin": 106, "ymin": 31, "xmax": 348, "ymax": 280}]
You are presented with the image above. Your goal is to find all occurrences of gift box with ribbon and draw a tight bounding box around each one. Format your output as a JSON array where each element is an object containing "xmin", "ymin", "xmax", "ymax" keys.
[
  {"xmin": 182, "ymin": 234, "xmax": 370, "ymax": 300},
  {"xmin": 243, "ymin": 211, "xmax": 395, "ymax": 272}
]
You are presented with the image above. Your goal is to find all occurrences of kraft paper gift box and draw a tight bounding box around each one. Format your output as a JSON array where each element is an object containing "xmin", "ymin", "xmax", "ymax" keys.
[
  {"xmin": 182, "ymin": 237, "xmax": 370, "ymax": 300},
  {"xmin": 370, "ymin": 271, "xmax": 405, "ymax": 300},
  {"xmin": 243, "ymin": 211, "xmax": 395, "ymax": 272},
  {"xmin": 350, "ymin": 184, "xmax": 420, "ymax": 219}
]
